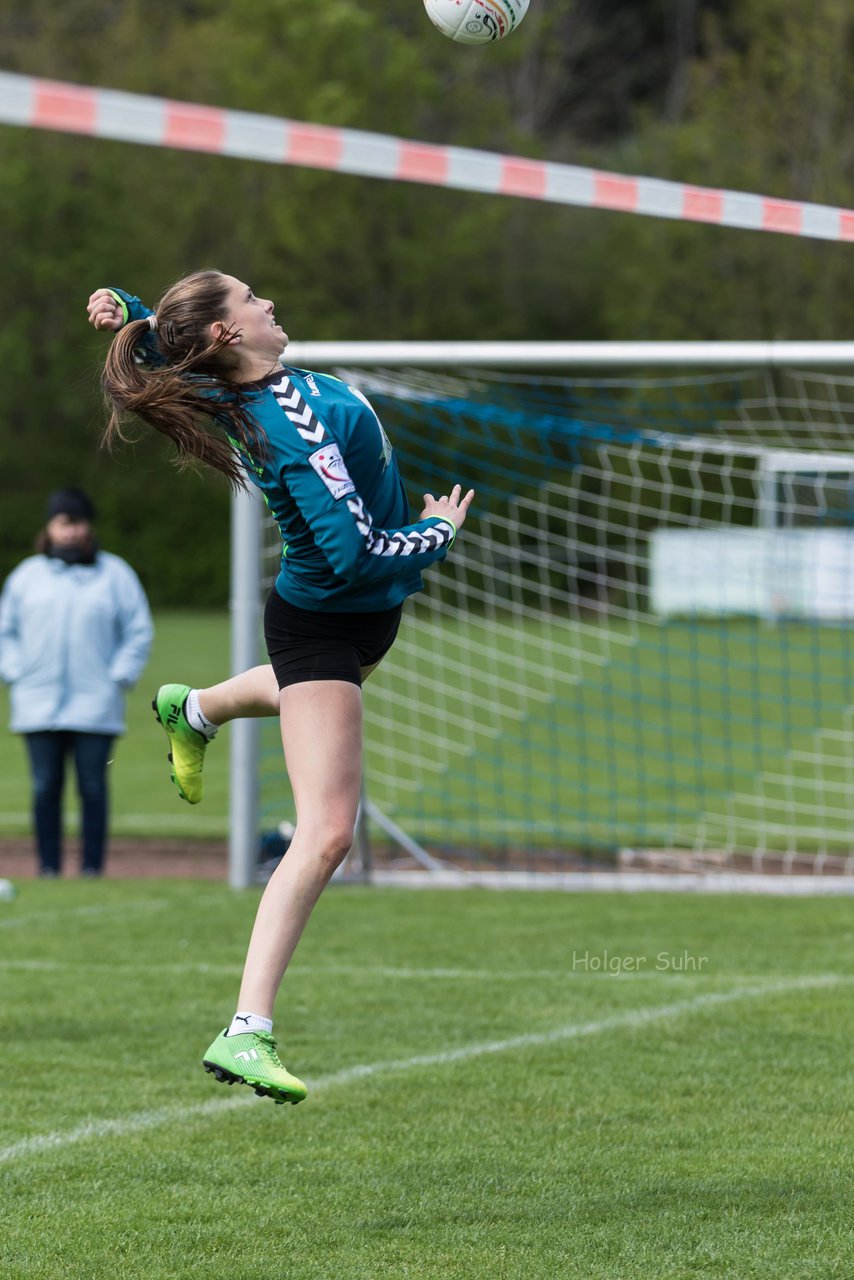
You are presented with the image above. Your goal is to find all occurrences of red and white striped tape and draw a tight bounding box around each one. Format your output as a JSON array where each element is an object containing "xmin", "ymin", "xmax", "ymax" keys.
[{"xmin": 2, "ymin": 71, "xmax": 852, "ymax": 242}]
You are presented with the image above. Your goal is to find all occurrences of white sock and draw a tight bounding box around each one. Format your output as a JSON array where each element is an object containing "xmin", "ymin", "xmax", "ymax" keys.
[
  {"xmin": 226, "ymin": 1011, "xmax": 273, "ymax": 1037},
  {"xmin": 186, "ymin": 688, "xmax": 218, "ymax": 738}
]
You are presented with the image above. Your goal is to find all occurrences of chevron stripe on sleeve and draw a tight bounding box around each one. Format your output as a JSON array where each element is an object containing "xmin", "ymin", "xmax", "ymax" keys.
[
  {"xmin": 270, "ymin": 375, "xmax": 327, "ymax": 445},
  {"xmin": 346, "ymin": 495, "xmax": 455, "ymax": 558}
]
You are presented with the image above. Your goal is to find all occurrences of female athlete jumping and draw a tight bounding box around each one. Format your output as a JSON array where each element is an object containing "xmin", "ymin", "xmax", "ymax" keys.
[{"xmin": 89, "ymin": 274, "xmax": 473, "ymax": 1104}]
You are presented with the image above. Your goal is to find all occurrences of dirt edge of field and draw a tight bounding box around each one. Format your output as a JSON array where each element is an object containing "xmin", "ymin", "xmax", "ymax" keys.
[{"xmin": 0, "ymin": 837, "xmax": 228, "ymax": 880}]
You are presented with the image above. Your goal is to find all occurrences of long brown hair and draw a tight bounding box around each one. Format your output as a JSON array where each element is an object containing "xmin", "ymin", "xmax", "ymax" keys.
[{"xmin": 101, "ymin": 270, "xmax": 267, "ymax": 487}]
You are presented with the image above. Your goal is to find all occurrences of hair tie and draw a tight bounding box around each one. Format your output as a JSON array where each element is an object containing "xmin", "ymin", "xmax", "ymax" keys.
[{"xmin": 148, "ymin": 314, "xmax": 158, "ymax": 332}]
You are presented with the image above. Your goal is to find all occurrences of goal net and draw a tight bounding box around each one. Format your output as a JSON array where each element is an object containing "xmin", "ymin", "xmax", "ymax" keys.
[{"xmin": 233, "ymin": 348, "xmax": 854, "ymax": 883}]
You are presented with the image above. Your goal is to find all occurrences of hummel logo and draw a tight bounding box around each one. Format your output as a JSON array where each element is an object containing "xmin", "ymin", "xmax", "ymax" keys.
[
  {"xmin": 234, "ymin": 1048, "xmax": 260, "ymax": 1062},
  {"xmin": 304, "ymin": 374, "xmax": 321, "ymax": 397}
]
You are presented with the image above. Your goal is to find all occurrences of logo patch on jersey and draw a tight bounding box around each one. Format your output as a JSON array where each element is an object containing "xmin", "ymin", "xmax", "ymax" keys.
[
  {"xmin": 304, "ymin": 374, "xmax": 321, "ymax": 397},
  {"xmin": 308, "ymin": 443, "xmax": 356, "ymax": 501}
]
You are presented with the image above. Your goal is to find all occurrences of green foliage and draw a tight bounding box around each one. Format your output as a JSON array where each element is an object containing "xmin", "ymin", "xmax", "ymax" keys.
[
  {"xmin": 590, "ymin": 0, "xmax": 854, "ymax": 339},
  {"xmin": 0, "ymin": 0, "xmax": 852, "ymax": 602}
]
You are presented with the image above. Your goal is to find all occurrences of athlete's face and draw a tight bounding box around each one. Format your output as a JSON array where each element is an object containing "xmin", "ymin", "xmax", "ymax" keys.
[{"xmin": 217, "ymin": 275, "xmax": 288, "ymax": 371}]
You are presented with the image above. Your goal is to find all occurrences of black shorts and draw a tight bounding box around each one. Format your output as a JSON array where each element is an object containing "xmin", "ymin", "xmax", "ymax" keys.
[{"xmin": 263, "ymin": 589, "xmax": 403, "ymax": 690}]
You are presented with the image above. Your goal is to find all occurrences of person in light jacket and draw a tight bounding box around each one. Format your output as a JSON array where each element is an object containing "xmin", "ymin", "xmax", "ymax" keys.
[{"xmin": 0, "ymin": 488, "xmax": 153, "ymax": 877}]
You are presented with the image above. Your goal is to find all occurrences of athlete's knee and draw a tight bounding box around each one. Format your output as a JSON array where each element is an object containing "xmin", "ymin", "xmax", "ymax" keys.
[
  {"xmin": 322, "ymin": 824, "xmax": 355, "ymax": 871},
  {"xmin": 305, "ymin": 817, "xmax": 356, "ymax": 875}
]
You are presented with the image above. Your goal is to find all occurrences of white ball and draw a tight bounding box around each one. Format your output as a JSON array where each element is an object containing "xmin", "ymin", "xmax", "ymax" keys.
[{"xmin": 424, "ymin": 0, "xmax": 530, "ymax": 45}]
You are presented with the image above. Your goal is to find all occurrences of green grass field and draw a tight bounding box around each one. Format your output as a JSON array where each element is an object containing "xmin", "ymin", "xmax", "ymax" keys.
[{"xmin": 2, "ymin": 882, "xmax": 852, "ymax": 1279}]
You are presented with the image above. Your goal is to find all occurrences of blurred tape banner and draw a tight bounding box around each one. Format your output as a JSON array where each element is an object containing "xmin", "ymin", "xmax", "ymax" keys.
[{"xmin": 1, "ymin": 71, "xmax": 853, "ymax": 242}]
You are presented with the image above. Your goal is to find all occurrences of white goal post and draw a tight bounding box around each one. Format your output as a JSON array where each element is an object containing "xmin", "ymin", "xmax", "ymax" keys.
[{"xmin": 229, "ymin": 341, "xmax": 854, "ymax": 890}]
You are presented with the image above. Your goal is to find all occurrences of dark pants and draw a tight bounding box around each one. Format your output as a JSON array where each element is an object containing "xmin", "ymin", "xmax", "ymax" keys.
[{"xmin": 24, "ymin": 731, "xmax": 115, "ymax": 875}]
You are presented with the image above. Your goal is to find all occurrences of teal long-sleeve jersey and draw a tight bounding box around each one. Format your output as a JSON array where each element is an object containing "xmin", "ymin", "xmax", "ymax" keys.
[{"xmin": 110, "ymin": 289, "xmax": 457, "ymax": 613}]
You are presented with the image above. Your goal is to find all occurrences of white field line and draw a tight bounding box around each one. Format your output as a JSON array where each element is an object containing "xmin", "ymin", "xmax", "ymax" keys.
[
  {"xmin": 0, "ymin": 900, "xmax": 173, "ymax": 930},
  {"xmin": 0, "ymin": 888, "xmax": 229, "ymax": 932},
  {"xmin": 0, "ymin": 975, "xmax": 847, "ymax": 1167},
  {"xmin": 2, "ymin": 958, "xmax": 851, "ymax": 985}
]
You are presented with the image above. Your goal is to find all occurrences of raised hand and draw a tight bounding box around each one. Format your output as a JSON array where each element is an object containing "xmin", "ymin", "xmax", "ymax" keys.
[
  {"xmin": 86, "ymin": 289, "xmax": 125, "ymax": 332},
  {"xmin": 420, "ymin": 483, "xmax": 475, "ymax": 530}
]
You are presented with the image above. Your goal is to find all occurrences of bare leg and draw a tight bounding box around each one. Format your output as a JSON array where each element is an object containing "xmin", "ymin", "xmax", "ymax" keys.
[
  {"xmin": 197, "ymin": 665, "xmax": 280, "ymax": 725},
  {"xmin": 236, "ymin": 680, "xmax": 363, "ymax": 1017},
  {"xmin": 196, "ymin": 654, "xmax": 386, "ymax": 728}
]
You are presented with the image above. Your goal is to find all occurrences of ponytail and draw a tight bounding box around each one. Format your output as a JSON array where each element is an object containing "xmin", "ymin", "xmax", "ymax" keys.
[{"xmin": 100, "ymin": 272, "xmax": 268, "ymax": 488}]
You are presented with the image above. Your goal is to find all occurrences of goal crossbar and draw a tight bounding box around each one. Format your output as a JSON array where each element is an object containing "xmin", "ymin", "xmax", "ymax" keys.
[{"xmin": 284, "ymin": 341, "xmax": 854, "ymax": 369}]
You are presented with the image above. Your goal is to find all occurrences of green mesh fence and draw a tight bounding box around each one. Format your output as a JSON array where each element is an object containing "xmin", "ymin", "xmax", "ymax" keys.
[{"xmin": 257, "ymin": 367, "xmax": 854, "ymax": 872}]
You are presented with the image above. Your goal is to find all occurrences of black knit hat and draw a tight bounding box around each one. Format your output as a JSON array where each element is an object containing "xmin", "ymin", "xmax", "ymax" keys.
[{"xmin": 46, "ymin": 488, "xmax": 97, "ymax": 523}]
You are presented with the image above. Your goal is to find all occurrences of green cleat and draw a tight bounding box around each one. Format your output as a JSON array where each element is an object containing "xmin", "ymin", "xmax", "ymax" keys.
[
  {"xmin": 203, "ymin": 1030, "xmax": 308, "ymax": 1106},
  {"xmin": 152, "ymin": 682, "xmax": 209, "ymax": 805}
]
